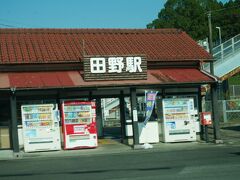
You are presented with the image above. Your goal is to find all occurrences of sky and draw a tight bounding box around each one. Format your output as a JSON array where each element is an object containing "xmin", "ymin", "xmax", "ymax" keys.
[
  {"xmin": 0, "ymin": 0, "xmax": 167, "ymax": 29},
  {"xmin": 0, "ymin": 0, "xmax": 229, "ymax": 29}
]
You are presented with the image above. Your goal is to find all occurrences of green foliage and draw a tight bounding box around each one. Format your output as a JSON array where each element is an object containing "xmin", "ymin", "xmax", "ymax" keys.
[
  {"xmin": 147, "ymin": 0, "xmax": 240, "ymax": 41},
  {"xmin": 218, "ymin": 0, "xmax": 240, "ymax": 41},
  {"xmin": 229, "ymin": 73, "xmax": 240, "ymax": 85}
]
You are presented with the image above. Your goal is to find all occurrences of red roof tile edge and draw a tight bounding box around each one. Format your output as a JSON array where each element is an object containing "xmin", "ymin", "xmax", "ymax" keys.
[{"xmin": 0, "ymin": 28, "xmax": 181, "ymax": 34}]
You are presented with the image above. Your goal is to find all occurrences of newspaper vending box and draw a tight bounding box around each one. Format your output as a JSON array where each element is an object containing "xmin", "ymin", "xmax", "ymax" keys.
[{"xmin": 200, "ymin": 112, "xmax": 212, "ymax": 125}]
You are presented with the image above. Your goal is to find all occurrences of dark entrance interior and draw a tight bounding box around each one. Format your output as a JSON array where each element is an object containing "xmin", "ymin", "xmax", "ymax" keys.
[
  {"xmin": 101, "ymin": 98, "xmax": 122, "ymax": 140},
  {"xmin": 0, "ymin": 100, "xmax": 11, "ymax": 149}
]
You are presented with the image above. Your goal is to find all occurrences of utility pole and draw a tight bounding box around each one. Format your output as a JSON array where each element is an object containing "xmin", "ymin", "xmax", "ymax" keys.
[
  {"xmin": 207, "ymin": 11, "xmax": 214, "ymax": 74},
  {"xmin": 207, "ymin": 10, "xmax": 222, "ymax": 143}
]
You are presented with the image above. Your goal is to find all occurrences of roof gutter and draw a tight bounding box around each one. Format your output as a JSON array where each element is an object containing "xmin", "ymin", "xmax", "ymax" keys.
[
  {"xmin": 200, "ymin": 69, "xmax": 219, "ymax": 83},
  {"xmin": 8, "ymin": 80, "xmax": 215, "ymax": 93}
]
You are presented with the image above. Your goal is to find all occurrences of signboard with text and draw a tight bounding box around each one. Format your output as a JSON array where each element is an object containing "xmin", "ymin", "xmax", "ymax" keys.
[{"xmin": 83, "ymin": 55, "xmax": 147, "ymax": 81}]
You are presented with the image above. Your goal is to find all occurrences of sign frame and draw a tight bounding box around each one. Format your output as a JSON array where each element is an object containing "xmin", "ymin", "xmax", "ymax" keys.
[{"xmin": 83, "ymin": 55, "xmax": 147, "ymax": 81}]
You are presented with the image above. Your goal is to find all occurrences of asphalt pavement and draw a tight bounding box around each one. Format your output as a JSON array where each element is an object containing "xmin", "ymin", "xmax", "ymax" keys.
[{"xmin": 1, "ymin": 144, "xmax": 240, "ymax": 180}]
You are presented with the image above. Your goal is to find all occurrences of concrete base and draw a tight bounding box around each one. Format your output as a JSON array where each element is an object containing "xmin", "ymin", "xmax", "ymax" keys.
[
  {"xmin": 133, "ymin": 143, "xmax": 154, "ymax": 150},
  {"xmin": 214, "ymin": 139, "xmax": 224, "ymax": 144},
  {"xmin": 133, "ymin": 144, "xmax": 145, "ymax": 150},
  {"xmin": 13, "ymin": 152, "xmax": 23, "ymax": 158},
  {"xmin": 123, "ymin": 138, "xmax": 133, "ymax": 146}
]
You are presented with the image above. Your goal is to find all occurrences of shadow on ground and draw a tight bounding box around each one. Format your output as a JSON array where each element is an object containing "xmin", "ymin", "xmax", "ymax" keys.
[{"xmin": 221, "ymin": 125, "xmax": 240, "ymax": 131}]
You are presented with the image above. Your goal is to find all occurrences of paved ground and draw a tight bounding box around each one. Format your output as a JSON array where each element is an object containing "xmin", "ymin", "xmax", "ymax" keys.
[
  {"xmin": 207, "ymin": 122, "xmax": 240, "ymax": 145},
  {"xmin": 1, "ymin": 122, "xmax": 240, "ymax": 161},
  {"xmin": 220, "ymin": 123, "xmax": 240, "ymax": 144},
  {"xmin": 1, "ymin": 144, "xmax": 240, "ymax": 180}
]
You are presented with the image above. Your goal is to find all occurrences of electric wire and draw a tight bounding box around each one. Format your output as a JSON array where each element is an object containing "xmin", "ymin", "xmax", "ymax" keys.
[
  {"xmin": 206, "ymin": 4, "xmax": 240, "ymax": 14},
  {"xmin": 0, "ymin": 23, "xmax": 19, "ymax": 28},
  {"xmin": 0, "ymin": 18, "xmax": 34, "ymax": 28}
]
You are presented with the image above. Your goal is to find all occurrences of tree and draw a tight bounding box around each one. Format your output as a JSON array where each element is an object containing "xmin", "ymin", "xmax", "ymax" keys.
[
  {"xmin": 147, "ymin": 0, "xmax": 239, "ymax": 42},
  {"xmin": 216, "ymin": 0, "xmax": 240, "ymax": 41}
]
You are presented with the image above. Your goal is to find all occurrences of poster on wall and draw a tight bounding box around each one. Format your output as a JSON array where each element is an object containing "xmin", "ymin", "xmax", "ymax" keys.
[
  {"xmin": 162, "ymin": 98, "xmax": 196, "ymax": 142},
  {"xmin": 61, "ymin": 101, "xmax": 98, "ymax": 149},
  {"xmin": 21, "ymin": 104, "xmax": 61, "ymax": 152}
]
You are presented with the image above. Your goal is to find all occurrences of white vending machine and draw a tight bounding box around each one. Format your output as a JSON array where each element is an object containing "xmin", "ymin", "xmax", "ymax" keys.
[
  {"xmin": 162, "ymin": 98, "xmax": 196, "ymax": 142},
  {"xmin": 21, "ymin": 104, "xmax": 61, "ymax": 152}
]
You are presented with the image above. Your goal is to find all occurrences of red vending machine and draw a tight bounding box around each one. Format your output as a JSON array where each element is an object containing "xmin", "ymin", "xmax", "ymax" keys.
[{"xmin": 61, "ymin": 101, "xmax": 98, "ymax": 149}]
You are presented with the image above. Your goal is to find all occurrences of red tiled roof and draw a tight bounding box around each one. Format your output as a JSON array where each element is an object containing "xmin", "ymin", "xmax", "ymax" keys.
[
  {"xmin": 0, "ymin": 68, "xmax": 215, "ymax": 89},
  {"xmin": 0, "ymin": 28, "xmax": 212, "ymax": 64}
]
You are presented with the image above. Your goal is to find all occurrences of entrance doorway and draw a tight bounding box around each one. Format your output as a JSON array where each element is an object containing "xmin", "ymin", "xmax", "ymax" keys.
[
  {"xmin": 101, "ymin": 98, "xmax": 122, "ymax": 140},
  {"xmin": 0, "ymin": 100, "xmax": 11, "ymax": 149}
]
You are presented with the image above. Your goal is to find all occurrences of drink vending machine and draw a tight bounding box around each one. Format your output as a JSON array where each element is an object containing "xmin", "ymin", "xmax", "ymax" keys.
[
  {"xmin": 21, "ymin": 104, "xmax": 61, "ymax": 152},
  {"xmin": 162, "ymin": 98, "xmax": 197, "ymax": 142},
  {"xmin": 61, "ymin": 101, "xmax": 98, "ymax": 149}
]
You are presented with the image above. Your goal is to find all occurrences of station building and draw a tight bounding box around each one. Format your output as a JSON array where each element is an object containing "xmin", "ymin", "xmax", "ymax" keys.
[{"xmin": 0, "ymin": 28, "xmax": 219, "ymax": 152}]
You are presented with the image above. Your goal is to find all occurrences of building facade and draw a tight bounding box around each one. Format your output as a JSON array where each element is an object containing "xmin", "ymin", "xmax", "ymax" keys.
[{"xmin": 0, "ymin": 28, "xmax": 219, "ymax": 152}]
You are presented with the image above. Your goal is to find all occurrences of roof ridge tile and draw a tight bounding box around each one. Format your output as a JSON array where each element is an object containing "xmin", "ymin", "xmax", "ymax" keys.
[{"xmin": 0, "ymin": 28, "xmax": 181, "ymax": 35}]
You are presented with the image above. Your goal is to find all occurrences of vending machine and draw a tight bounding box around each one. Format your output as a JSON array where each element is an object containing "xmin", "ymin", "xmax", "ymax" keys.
[
  {"xmin": 21, "ymin": 104, "xmax": 61, "ymax": 152},
  {"xmin": 162, "ymin": 98, "xmax": 196, "ymax": 142},
  {"xmin": 61, "ymin": 101, "xmax": 98, "ymax": 149}
]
